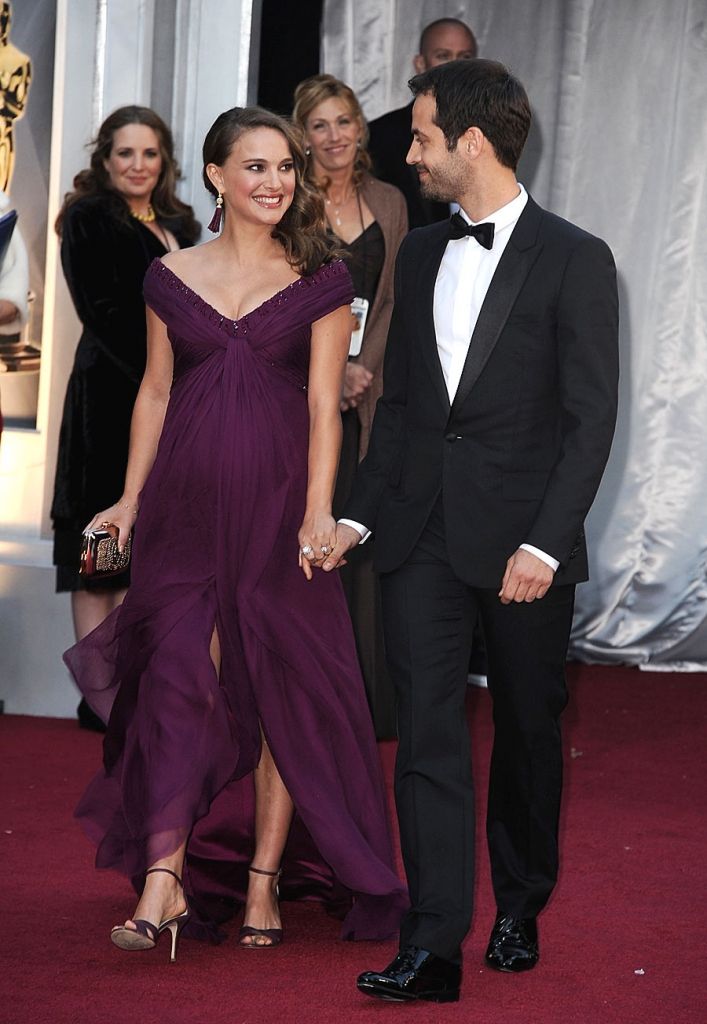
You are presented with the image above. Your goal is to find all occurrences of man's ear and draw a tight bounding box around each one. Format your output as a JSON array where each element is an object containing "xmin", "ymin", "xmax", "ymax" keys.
[
  {"xmin": 462, "ymin": 126, "xmax": 484, "ymax": 158},
  {"xmin": 412, "ymin": 53, "xmax": 426, "ymax": 75}
]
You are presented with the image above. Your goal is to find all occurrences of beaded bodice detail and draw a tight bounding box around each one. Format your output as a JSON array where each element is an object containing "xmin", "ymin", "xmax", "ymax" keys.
[
  {"xmin": 144, "ymin": 257, "xmax": 354, "ymax": 393},
  {"xmin": 148, "ymin": 257, "xmax": 350, "ymax": 338}
]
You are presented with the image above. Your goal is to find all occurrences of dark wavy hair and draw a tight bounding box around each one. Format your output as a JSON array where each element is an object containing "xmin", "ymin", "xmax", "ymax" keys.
[
  {"xmin": 55, "ymin": 105, "xmax": 200, "ymax": 241},
  {"xmin": 409, "ymin": 59, "xmax": 531, "ymax": 171},
  {"xmin": 292, "ymin": 74, "xmax": 372, "ymax": 191},
  {"xmin": 202, "ymin": 106, "xmax": 340, "ymax": 276}
]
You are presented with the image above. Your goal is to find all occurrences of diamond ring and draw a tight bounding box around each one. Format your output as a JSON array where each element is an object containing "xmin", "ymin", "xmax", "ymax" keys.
[
  {"xmin": 301, "ymin": 544, "xmax": 313, "ymax": 556},
  {"xmin": 321, "ymin": 545, "xmax": 331, "ymax": 555}
]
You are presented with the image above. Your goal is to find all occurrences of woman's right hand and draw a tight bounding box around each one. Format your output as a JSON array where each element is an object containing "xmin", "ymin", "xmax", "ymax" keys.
[{"xmin": 84, "ymin": 497, "xmax": 138, "ymax": 552}]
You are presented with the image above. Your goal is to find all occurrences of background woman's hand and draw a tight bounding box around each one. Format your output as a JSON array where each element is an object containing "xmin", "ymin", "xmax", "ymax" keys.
[
  {"xmin": 342, "ymin": 362, "xmax": 373, "ymax": 404},
  {"xmin": 84, "ymin": 497, "xmax": 138, "ymax": 552},
  {"xmin": 298, "ymin": 511, "xmax": 337, "ymax": 580}
]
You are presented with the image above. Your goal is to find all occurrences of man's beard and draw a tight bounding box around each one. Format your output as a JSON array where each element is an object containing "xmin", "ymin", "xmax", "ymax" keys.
[{"xmin": 418, "ymin": 171, "xmax": 453, "ymax": 203}]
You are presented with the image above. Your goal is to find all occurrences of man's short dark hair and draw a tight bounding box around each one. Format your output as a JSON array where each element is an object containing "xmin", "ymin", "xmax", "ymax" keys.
[
  {"xmin": 418, "ymin": 17, "xmax": 477, "ymax": 57},
  {"xmin": 409, "ymin": 58, "xmax": 531, "ymax": 171}
]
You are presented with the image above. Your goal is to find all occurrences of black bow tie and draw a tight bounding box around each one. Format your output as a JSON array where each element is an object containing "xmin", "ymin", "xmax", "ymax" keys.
[{"xmin": 448, "ymin": 212, "xmax": 495, "ymax": 249}]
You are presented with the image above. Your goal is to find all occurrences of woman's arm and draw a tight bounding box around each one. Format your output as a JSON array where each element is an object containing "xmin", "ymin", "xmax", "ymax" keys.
[
  {"xmin": 357, "ymin": 186, "xmax": 408, "ymax": 380},
  {"xmin": 84, "ymin": 306, "xmax": 174, "ymax": 548},
  {"xmin": 61, "ymin": 201, "xmax": 148, "ymax": 378},
  {"xmin": 298, "ymin": 303, "xmax": 351, "ymax": 579},
  {"xmin": 341, "ymin": 183, "xmax": 409, "ymax": 410}
]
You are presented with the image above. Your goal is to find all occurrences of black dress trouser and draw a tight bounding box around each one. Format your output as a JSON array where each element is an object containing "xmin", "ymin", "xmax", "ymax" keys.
[{"xmin": 380, "ymin": 500, "xmax": 575, "ymax": 964}]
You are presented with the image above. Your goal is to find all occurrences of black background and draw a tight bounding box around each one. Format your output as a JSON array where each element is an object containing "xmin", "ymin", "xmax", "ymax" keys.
[{"xmin": 257, "ymin": 0, "xmax": 323, "ymax": 115}]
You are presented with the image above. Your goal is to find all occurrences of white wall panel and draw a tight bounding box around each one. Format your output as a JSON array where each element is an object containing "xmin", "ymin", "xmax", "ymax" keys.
[{"xmin": 1, "ymin": 0, "xmax": 261, "ymax": 715}]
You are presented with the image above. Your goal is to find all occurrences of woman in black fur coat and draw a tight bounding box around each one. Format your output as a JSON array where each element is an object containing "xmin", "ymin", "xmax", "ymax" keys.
[{"xmin": 51, "ymin": 106, "xmax": 199, "ymax": 729}]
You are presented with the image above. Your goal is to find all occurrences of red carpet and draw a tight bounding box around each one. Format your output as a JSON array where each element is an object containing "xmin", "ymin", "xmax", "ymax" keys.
[{"xmin": 1, "ymin": 664, "xmax": 704, "ymax": 1024}]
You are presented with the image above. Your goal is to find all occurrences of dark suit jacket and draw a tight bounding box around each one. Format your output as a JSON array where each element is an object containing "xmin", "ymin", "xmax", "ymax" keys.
[
  {"xmin": 368, "ymin": 103, "xmax": 449, "ymax": 229},
  {"xmin": 343, "ymin": 196, "xmax": 619, "ymax": 588}
]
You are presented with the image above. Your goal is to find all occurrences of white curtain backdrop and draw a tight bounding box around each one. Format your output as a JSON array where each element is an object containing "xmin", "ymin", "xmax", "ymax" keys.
[{"xmin": 322, "ymin": 0, "xmax": 707, "ymax": 670}]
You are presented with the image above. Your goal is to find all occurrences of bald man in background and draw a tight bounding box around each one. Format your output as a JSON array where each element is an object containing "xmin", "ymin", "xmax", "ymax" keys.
[{"xmin": 368, "ymin": 18, "xmax": 477, "ymax": 228}]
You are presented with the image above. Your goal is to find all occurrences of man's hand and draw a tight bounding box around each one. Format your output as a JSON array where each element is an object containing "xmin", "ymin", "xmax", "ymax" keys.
[
  {"xmin": 499, "ymin": 548, "xmax": 555, "ymax": 604},
  {"xmin": 322, "ymin": 523, "xmax": 362, "ymax": 571}
]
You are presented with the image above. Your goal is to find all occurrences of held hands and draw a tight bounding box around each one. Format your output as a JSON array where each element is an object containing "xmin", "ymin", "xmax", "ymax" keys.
[
  {"xmin": 298, "ymin": 511, "xmax": 339, "ymax": 580},
  {"xmin": 499, "ymin": 548, "xmax": 555, "ymax": 604},
  {"xmin": 84, "ymin": 497, "xmax": 138, "ymax": 553},
  {"xmin": 321, "ymin": 523, "xmax": 361, "ymax": 572}
]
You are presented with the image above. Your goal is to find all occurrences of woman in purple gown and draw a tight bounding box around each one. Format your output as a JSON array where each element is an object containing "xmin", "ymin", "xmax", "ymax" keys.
[{"xmin": 67, "ymin": 106, "xmax": 406, "ymax": 959}]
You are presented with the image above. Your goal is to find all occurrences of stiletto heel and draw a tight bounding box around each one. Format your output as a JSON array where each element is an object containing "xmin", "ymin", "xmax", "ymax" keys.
[
  {"xmin": 238, "ymin": 865, "xmax": 283, "ymax": 948},
  {"xmin": 163, "ymin": 913, "xmax": 188, "ymax": 963},
  {"xmin": 110, "ymin": 867, "xmax": 190, "ymax": 962}
]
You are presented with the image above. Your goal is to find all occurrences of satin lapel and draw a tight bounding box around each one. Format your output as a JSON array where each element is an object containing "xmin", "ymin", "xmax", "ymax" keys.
[
  {"xmin": 415, "ymin": 227, "xmax": 451, "ymax": 413},
  {"xmin": 449, "ymin": 199, "xmax": 544, "ymax": 420}
]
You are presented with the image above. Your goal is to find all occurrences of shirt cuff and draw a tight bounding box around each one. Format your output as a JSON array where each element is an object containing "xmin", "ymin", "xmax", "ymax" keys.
[
  {"xmin": 338, "ymin": 518, "xmax": 371, "ymax": 544},
  {"xmin": 520, "ymin": 543, "xmax": 559, "ymax": 572}
]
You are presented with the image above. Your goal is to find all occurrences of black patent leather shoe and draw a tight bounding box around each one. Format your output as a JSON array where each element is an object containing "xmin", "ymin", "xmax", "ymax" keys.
[
  {"xmin": 357, "ymin": 945, "xmax": 461, "ymax": 1002},
  {"xmin": 485, "ymin": 914, "xmax": 539, "ymax": 972}
]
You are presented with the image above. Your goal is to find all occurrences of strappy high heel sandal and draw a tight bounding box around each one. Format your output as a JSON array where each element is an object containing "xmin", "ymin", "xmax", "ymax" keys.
[
  {"xmin": 110, "ymin": 867, "xmax": 190, "ymax": 963},
  {"xmin": 238, "ymin": 865, "xmax": 283, "ymax": 948}
]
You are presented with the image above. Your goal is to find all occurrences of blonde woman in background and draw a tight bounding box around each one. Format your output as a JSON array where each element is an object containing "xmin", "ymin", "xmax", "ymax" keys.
[{"xmin": 293, "ymin": 74, "xmax": 408, "ymax": 739}]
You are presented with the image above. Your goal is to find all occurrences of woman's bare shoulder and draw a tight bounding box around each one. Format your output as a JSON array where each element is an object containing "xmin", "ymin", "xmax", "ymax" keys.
[{"xmin": 160, "ymin": 240, "xmax": 215, "ymax": 272}]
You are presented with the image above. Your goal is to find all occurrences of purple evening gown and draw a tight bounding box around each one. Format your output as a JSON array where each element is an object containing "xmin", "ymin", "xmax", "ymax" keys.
[{"xmin": 66, "ymin": 257, "xmax": 407, "ymax": 941}]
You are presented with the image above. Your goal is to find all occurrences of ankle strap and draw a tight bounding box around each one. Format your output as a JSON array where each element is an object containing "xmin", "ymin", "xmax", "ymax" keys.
[
  {"xmin": 146, "ymin": 867, "xmax": 183, "ymax": 887},
  {"xmin": 249, "ymin": 865, "xmax": 281, "ymax": 878}
]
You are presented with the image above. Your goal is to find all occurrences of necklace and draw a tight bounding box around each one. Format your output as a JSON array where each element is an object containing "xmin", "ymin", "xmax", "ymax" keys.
[
  {"xmin": 325, "ymin": 188, "xmax": 356, "ymax": 228},
  {"xmin": 130, "ymin": 204, "xmax": 156, "ymax": 223}
]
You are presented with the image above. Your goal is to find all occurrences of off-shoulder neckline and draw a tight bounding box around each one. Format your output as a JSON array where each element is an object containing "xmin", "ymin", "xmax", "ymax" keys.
[{"xmin": 149, "ymin": 257, "xmax": 346, "ymax": 328}]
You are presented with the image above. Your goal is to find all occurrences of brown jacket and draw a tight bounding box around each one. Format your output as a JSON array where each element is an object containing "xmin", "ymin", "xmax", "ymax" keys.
[{"xmin": 350, "ymin": 173, "xmax": 408, "ymax": 457}]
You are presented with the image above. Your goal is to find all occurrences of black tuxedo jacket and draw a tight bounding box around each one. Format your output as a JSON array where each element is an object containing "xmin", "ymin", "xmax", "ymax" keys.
[
  {"xmin": 343, "ymin": 196, "xmax": 619, "ymax": 588},
  {"xmin": 368, "ymin": 103, "xmax": 449, "ymax": 229}
]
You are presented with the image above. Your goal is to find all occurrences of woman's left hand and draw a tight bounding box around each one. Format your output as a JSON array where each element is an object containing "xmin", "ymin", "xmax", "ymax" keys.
[{"xmin": 298, "ymin": 511, "xmax": 338, "ymax": 580}]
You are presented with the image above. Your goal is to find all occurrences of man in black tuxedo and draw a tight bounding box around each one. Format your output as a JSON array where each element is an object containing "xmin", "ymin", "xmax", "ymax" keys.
[
  {"xmin": 368, "ymin": 17, "xmax": 477, "ymax": 228},
  {"xmin": 323, "ymin": 59, "xmax": 619, "ymax": 1003}
]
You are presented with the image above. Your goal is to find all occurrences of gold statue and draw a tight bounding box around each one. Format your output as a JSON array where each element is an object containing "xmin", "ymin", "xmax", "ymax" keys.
[{"xmin": 0, "ymin": 1, "xmax": 31, "ymax": 191}]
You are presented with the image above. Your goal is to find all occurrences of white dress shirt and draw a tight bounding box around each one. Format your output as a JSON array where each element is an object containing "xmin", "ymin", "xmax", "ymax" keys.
[
  {"xmin": 341, "ymin": 183, "xmax": 559, "ymax": 573},
  {"xmin": 435, "ymin": 186, "xmax": 526, "ymax": 399}
]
